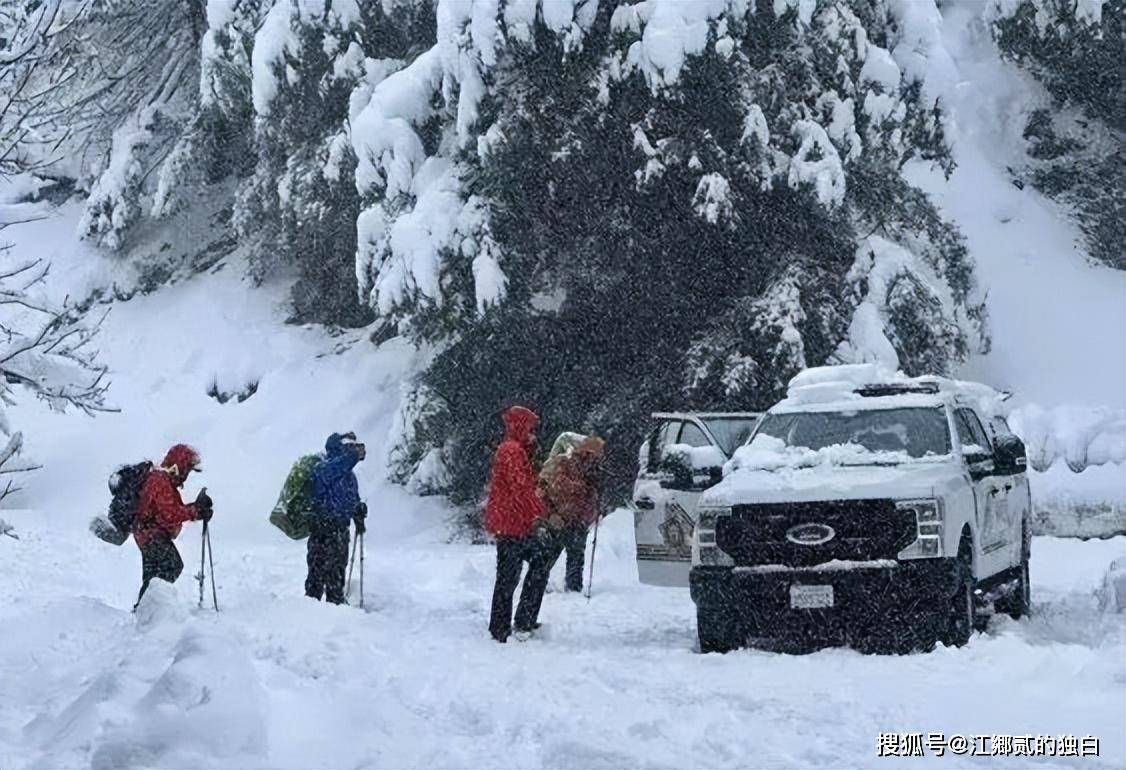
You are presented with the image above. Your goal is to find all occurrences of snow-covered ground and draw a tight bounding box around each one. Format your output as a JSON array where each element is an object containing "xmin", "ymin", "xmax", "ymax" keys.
[
  {"xmin": 0, "ymin": 3, "xmax": 1124, "ymax": 768},
  {"xmin": 1, "ymin": 509, "xmax": 1124, "ymax": 769}
]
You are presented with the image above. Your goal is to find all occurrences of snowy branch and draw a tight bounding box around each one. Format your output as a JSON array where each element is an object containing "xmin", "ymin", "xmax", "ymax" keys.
[{"xmin": 0, "ymin": 252, "xmax": 113, "ymax": 503}]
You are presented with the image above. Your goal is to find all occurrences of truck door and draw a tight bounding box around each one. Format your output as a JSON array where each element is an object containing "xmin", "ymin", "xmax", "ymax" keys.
[
  {"xmin": 633, "ymin": 418, "xmax": 721, "ymax": 587},
  {"xmin": 955, "ymin": 407, "xmax": 1008, "ymax": 576}
]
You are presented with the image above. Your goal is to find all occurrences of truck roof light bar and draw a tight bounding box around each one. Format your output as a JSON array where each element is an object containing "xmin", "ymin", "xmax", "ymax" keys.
[{"xmin": 854, "ymin": 382, "xmax": 941, "ymax": 397}]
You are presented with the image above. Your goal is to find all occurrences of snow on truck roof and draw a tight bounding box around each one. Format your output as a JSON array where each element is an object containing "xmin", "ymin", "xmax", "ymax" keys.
[
  {"xmin": 770, "ymin": 364, "xmax": 1009, "ymax": 417},
  {"xmin": 651, "ymin": 412, "xmax": 761, "ymax": 420}
]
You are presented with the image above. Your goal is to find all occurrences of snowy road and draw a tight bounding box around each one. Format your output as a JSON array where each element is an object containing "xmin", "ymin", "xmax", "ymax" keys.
[{"xmin": 1, "ymin": 510, "xmax": 1123, "ymax": 770}]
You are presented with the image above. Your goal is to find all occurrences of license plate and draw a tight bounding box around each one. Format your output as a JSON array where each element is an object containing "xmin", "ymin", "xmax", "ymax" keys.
[{"xmin": 790, "ymin": 584, "xmax": 834, "ymax": 609}]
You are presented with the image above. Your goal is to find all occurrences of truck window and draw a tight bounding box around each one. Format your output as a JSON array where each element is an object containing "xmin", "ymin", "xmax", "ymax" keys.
[
  {"xmin": 702, "ymin": 417, "xmax": 758, "ymax": 455},
  {"xmin": 678, "ymin": 422, "xmax": 710, "ymax": 448},
  {"xmin": 955, "ymin": 408, "xmax": 993, "ymax": 452},
  {"xmin": 649, "ymin": 420, "xmax": 681, "ymax": 470},
  {"xmin": 756, "ymin": 407, "xmax": 951, "ymax": 459}
]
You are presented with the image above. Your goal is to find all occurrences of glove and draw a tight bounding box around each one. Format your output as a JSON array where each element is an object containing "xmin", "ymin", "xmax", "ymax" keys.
[
  {"xmin": 355, "ymin": 501, "xmax": 368, "ymax": 519},
  {"xmin": 196, "ymin": 490, "xmax": 213, "ymax": 521},
  {"xmin": 353, "ymin": 515, "xmax": 366, "ymax": 535}
]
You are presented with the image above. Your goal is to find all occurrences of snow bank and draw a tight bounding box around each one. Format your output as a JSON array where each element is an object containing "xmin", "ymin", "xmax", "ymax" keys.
[
  {"xmin": 1098, "ymin": 557, "xmax": 1126, "ymax": 613},
  {"xmin": 91, "ymin": 630, "xmax": 268, "ymax": 769},
  {"xmin": 1030, "ymin": 462, "xmax": 1126, "ymax": 538},
  {"xmin": 133, "ymin": 580, "xmax": 190, "ymax": 630},
  {"xmin": 1009, "ymin": 403, "xmax": 1126, "ymax": 473}
]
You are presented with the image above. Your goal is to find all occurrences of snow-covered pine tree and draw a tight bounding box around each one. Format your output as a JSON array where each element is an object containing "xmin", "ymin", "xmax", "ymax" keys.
[
  {"xmin": 48, "ymin": 0, "xmax": 206, "ymax": 251},
  {"xmin": 161, "ymin": 0, "xmax": 437, "ymax": 325},
  {"xmin": 356, "ymin": 0, "xmax": 989, "ymax": 508},
  {"xmin": 990, "ymin": 0, "xmax": 1124, "ymax": 268}
]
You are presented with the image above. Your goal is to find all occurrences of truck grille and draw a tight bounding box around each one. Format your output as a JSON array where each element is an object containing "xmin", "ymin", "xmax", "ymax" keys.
[{"xmin": 716, "ymin": 500, "xmax": 916, "ymax": 567}]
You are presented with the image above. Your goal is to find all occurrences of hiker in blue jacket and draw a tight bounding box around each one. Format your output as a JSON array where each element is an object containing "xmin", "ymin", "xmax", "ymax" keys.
[{"xmin": 306, "ymin": 432, "xmax": 367, "ymax": 604}]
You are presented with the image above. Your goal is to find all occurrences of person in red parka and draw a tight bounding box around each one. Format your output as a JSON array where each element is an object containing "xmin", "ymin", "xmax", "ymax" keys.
[
  {"xmin": 133, "ymin": 444, "xmax": 213, "ymax": 608},
  {"xmin": 485, "ymin": 405, "xmax": 548, "ymax": 642}
]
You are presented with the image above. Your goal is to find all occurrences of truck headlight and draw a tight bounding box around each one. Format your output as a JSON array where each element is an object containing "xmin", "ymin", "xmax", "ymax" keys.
[
  {"xmin": 694, "ymin": 506, "xmax": 733, "ymax": 566},
  {"xmin": 896, "ymin": 498, "xmax": 944, "ymax": 560}
]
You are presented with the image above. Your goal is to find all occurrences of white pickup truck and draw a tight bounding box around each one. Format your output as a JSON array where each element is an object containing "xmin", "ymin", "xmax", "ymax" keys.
[
  {"xmin": 689, "ymin": 366, "xmax": 1032, "ymax": 654},
  {"xmin": 631, "ymin": 412, "xmax": 761, "ymax": 586}
]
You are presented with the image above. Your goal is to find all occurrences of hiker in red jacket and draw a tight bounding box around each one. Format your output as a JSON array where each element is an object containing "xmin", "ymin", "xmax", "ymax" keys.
[
  {"xmin": 133, "ymin": 444, "xmax": 213, "ymax": 607},
  {"xmin": 485, "ymin": 405, "xmax": 548, "ymax": 642}
]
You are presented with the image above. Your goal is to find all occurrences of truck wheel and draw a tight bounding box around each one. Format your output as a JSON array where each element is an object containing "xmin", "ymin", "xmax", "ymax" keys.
[
  {"xmin": 697, "ymin": 608, "xmax": 739, "ymax": 654},
  {"xmin": 996, "ymin": 524, "xmax": 1031, "ymax": 620},
  {"xmin": 943, "ymin": 548, "xmax": 975, "ymax": 648}
]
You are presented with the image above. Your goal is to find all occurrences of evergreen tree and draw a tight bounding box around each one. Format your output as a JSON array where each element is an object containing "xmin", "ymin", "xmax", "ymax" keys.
[{"xmin": 354, "ymin": 0, "xmax": 989, "ymax": 508}]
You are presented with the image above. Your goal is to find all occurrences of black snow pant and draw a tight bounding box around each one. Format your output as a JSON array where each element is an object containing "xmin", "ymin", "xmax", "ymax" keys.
[
  {"xmin": 306, "ymin": 517, "xmax": 351, "ymax": 604},
  {"xmin": 544, "ymin": 525, "xmax": 589, "ymax": 593},
  {"xmin": 489, "ymin": 536, "xmax": 550, "ymax": 641},
  {"xmin": 134, "ymin": 535, "xmax": 184, "ymax": 609}
]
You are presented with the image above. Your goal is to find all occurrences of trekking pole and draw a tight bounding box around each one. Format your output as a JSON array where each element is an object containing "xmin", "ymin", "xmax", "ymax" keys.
[
  {"xmin": 198, "ymin": 519, "xmax": 207, "ymax": 609},
  {"xmin": 206, "ymin": 522, "xmax": 219, "ymax": 612},
  {"xmin": 345, "ymin": 529, "xmax": 358, "ymax": 599},
  {"xmin": 585, "ymin": 510, "xmax": 602, "ymax": 600},
  {"xmin": 359, "ymin": 532, "xmax": 365, "ymax": 609}
]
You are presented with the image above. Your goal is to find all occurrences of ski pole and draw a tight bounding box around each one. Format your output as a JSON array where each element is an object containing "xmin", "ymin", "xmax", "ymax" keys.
[
  {"xmin": 359, "ymin": 532, "xmax": 365, "ymax": 609},
  {"xmin": 585, "ymin": 510, "xmax": 602, "ymax": 600},
  {"xmin": 206, "ymin": 522, "xmax": 219, "ymax": 612},
  {"xmin": 345, "ymin": 529, "xmax": 358, "ymax": 599}
]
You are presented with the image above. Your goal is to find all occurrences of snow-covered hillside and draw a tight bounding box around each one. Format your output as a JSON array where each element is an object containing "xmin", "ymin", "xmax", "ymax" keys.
[{"xmin": 911, "ymin": 1, "xmax": 1126, "ymax": 531}]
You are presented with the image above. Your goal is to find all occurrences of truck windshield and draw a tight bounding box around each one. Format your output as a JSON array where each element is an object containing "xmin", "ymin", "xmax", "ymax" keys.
[
  {"xmin": 702, "ymin": 417, "xmax": 759, "ymax": 456},
  {"xmin": 754, "ymin": 407, "xmax": 951, "ymax": 460}
]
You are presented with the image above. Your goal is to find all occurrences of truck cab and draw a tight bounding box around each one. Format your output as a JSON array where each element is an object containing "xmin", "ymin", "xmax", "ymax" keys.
[{"xmin": 632, "ymin": 412, "xmax": 761, "ymax": 586}]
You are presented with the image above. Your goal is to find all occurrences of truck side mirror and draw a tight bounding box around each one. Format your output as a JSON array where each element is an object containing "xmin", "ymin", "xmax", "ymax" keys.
[
  {"xmin": 660, "ymin": 452, "xmax": 694, "ymax": 490},
  {"xmin": 660, "ymin": 445, "xmax": 725, "ymax": 491},
  {"xmin": 993, "ymin": 434, "xmax": 1028, "ymax": 476}
]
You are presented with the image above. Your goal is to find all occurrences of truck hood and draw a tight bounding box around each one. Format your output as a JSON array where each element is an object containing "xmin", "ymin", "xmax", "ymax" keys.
[{"xmin": 699, "ymin": 461, "xmax": 963, "ymax": 506}]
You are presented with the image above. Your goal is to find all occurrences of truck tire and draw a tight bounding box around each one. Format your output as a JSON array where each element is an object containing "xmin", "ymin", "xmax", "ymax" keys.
[
  {"xmin": 995, "ymin": 522, "xmax": 1031, "ymax": 620},
  {"xmin": 697, "ymin": 608, "xmax": 739, "ymax": 654},
  {"xmin": 943, "ymin": 545, "xmax": 975, "ymax": 648}
]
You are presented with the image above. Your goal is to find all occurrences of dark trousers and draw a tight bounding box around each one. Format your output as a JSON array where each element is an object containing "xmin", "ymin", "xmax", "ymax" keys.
[
  {"xmin": 489, "ymin": 536, "xmax": 550, "ymax": 640},
  {"xmin": 134, "ymin": 536, "xmax": 184, "ymax": 608},
  {"xmin": 545, "ymin": 525, "xmax": 589, "ymax": 592},
  {"xmin": 306, "ymin": 517, "xmax": 351, "ymax": 604}
]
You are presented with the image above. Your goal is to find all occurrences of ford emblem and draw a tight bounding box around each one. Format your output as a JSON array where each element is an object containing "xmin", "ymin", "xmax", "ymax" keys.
[{"xmin": 785, "ymin": 522, "xmax": 835, "ymax": 546}]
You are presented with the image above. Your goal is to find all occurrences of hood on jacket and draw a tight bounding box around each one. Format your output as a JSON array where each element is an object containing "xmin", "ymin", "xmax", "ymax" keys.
[
  {"xmin": 161, "ymin": 444, "xmax": 200, "ymax": 486},
  {"xmin": 502, "ymin": 406, "xmax": 539, "ymax": 446},
  {"xmin": 574, "ymin": 436, "xmax": 605, "ymax": 473},
  {"xmin": 326, "ymin": 432, "xmax": 365, "ymax": 460},
  {"xmin": 575, "ymin": 436, "xmax": 604, "ymax": 459}
]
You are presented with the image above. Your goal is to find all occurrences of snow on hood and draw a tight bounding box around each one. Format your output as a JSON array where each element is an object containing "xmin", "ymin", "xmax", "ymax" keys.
[{"xmin": 702, "ymin": 434, "xmax": 958, "ymax": 507}]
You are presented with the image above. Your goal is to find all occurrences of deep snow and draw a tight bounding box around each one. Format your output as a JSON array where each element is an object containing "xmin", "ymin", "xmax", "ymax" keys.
[
  {"xmin": 2, "ymin": 510, "xmax": 1124, "ymax": 769},
  {"xmin": 0, "ymin": 2, "xmax": 1125, "ymax": 768}
]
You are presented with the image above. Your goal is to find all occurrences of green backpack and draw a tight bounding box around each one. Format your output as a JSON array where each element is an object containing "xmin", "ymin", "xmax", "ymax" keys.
[{"xmin": 269, "ymin": 454, "xmax": 321, "ymax": 540}]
